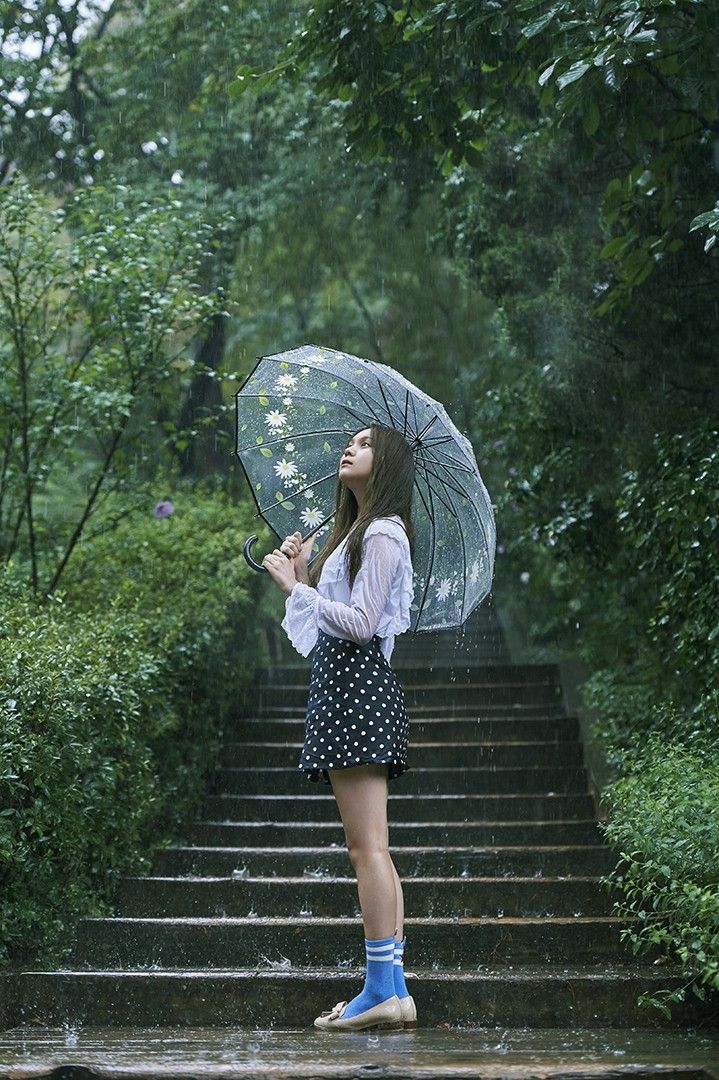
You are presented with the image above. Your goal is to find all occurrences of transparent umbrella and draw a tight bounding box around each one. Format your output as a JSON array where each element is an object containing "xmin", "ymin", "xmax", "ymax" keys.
[{"xmin": 235, "ymin": 343, "xmax": 495, "ymax": 633}]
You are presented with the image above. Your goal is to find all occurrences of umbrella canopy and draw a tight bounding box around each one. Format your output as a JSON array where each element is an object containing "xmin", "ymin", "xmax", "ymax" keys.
[{"xmin": 235, "ymin": 344, "xmax": 495, "ymax": 633}]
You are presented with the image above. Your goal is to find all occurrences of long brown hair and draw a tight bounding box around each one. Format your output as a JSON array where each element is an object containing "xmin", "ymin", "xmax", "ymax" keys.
[{"xmin": 308, "ymin": 423, "xmax": 415, "ymax": 590}]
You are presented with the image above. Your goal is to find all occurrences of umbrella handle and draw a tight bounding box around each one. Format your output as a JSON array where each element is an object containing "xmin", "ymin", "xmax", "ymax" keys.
[
  {"xmin": 243, "ymin": 534, "xmax": 318, "ymax": 573},
  {"xmin": 243, "ymin": 535, "xmax": 268, "ymax": 572}
]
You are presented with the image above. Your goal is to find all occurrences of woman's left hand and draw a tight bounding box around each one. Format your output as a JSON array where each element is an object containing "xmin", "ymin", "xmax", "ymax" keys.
[{"xmin": 262, "ymin": 549, "xmax": 298, "ymax": 595}]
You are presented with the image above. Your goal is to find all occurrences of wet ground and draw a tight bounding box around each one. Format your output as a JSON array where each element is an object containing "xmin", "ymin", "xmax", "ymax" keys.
[{"xmin": 0, "ymin": 1026, "xmax": 718, "ymax": 1079}]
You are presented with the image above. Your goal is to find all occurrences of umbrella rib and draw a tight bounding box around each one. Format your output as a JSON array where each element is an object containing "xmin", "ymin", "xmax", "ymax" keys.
[
  {"xmin": 263, "ymin": 510, "xmax": 337, "ymax": 546},
  {"xmin": 429, "ymin": 453, "xmax": 487, "ymax": 511},
  {"xmin": 415, "ymin": 450, "xmax": 479, "ymax": 503},
  {"xmin": 415, "ymin": 459, "xmax": 468, "ymax": 524},
  {"xmin": 418, "ymin": 441, "xmax": 476, "ymax": 473},
  {"xmin": 375, "ymin": 375, "xmax": 405, "ymax": 430},
  {"xmin": 237, "ymin": 394, "xmax": 374, "ymax": 433},
  {"xmin": 423, "ymin": 458, "xmax": 492, "ymax": 619},
  {"xmin": 421, "ymin": 466, "xmax": 471, "ymax": 622},
  {"xmin": 237, "ymin": 426, "xmax": 359, "ymax": 452},
  {"xmin": 415, "ymin": 458, "xmax": 472, "ymax": 503},
  {"xmin": 237, "ymin": 356, "xmax": 392, "ymax": 427},
  {"xmin": 411, "ymin": 474, "xmax": 436, "ymax": 631},
  {"xmin": 254, "ymin": 467, "xmax": 342, "ymax": 515}
]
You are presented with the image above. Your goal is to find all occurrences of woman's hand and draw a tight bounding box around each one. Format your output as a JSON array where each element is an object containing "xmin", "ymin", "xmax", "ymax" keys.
[
  {"xmin": 279, "ymin": 530, "xmax": 317, "ymax": 586},
  {"xmin": 262, "ymin": 548, "xmax": 299, "ymax": 595}
]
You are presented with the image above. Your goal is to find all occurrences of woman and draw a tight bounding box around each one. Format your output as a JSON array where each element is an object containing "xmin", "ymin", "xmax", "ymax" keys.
[{"xmin": 261, "ymin": 422, "xmax": 417, "ymax": 1032}]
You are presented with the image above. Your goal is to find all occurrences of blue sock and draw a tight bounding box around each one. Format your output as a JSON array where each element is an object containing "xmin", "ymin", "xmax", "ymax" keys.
[
  {"xmin": 341, "ymin": 934, "xmax": 397, "ymax": 1019},
  {"xmin": 393, "ymin": 935, "xmax": 411, "ymax": 999}
]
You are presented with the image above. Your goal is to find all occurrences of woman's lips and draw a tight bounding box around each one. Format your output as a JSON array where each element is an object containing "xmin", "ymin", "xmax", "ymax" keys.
[{"xmin": 340, "ymin": 459, "xmax": 352, "ymax": 467}]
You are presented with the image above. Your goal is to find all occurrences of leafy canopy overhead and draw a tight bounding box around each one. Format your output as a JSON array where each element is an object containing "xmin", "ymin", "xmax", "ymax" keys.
[{"xmin": 232, "ymin": 0, "xmax": 719, "ymax": 310}]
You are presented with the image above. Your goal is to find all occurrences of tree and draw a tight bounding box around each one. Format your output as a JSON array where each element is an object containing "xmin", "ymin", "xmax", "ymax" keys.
[
  {"xmin": 233, "ymin": 0, "xmax": 719, "ymax": 310},
  {"xmin": 0, "ymin": 178, "xmax": 224, "ymax": 593}
]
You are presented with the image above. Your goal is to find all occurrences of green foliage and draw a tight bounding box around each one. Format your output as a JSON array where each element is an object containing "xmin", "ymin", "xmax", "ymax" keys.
[
  {"xmin": 244, "ymin": 0, "xmax": 719, "ymax": 309},
  {"xmin": 0, "ymin": 485, "xmax": 265, "ymax": 969},
  {"xmin": 617, "ymin": 428, "xmax": 719, "ymax": 701},
  {"xmin": 597, "ymin": 738, "xmax": 719, "ymax": 1015},
  {"xmin": 0, "ymin": 178, "xmax": 228, "ymax": 595}
]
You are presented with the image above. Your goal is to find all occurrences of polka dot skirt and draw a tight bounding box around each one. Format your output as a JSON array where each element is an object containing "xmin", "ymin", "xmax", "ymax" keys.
[{"xmin": 298, "ymin": 629, "xmax": 411, "ymax": 785}]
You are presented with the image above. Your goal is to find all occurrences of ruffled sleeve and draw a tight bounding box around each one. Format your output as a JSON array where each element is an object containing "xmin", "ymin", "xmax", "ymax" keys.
[{"xmin": 281, "ymin": 581, "xmax": 320, "ymax": 658}]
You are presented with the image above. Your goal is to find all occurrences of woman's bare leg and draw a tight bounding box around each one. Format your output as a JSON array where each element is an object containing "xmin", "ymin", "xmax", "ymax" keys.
[
  {"xmin": 329, "ymin": 762, "xmax": 401, "ymax": 940},
  {"xmin": 389, "ymin": 858, "xmax": 404, "ymax": 942}
]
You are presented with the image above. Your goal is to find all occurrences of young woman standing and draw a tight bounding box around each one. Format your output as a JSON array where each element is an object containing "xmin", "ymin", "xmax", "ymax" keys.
[{"xmin": 262, "ymin": 423, "xmax": 417, "ymax": 1032}]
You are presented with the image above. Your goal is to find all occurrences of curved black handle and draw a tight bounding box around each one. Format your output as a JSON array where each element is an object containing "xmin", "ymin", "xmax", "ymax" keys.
[
  {"xmin": 243, "ymin": 533, "xmax": 318, "ymax": 573},
  {"xmin": 243, "ymin": 534, "xmax": 269, "ymax": 572}
]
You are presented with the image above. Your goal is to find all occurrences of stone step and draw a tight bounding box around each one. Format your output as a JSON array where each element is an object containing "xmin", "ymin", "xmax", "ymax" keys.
[
  {"xmin": 245, "ymin": 702, "xmax": 572, "ymax": 720},
  {"xmin": 72, "ymin": 916, "xmax": 641, "ymax": 969},
  {"xmin": 253, "ymin": 662, "xmax": 562, "ymax": 686},
  {"xmin": 185, "ymin": 819, "xmax": 607, "ymax": 847},
  {"xmin": 2, "ymin": 1023, "xmax": 718, "ymax": 1075},
  {"xmin": 115, "ymin": 874, "xmax": 614, "ymax": 918},
  {"xmin": 221, "ymin": 740, "xmax": 585, "ymax": 768},
  {"xmin": 9, "ymin": 963, "xmax": 715, "ymax": 1029},
  {"xmin": 151, "ymin": 845, "xmax": 617, "ymax": 878},
  {"xmin": 230, "ymin": 715, "xmax": 581, "ymax": 742},
  {"xmin": 203, "ymin": 792, "xmax": 598, "ymax": 822},
  {"xmin": 251, "ymin": 682, "xmax": 565, "ymax": 710},
  {"xmin": 210, "ymin": 766, "xmax": 591, "ymax": 797}
]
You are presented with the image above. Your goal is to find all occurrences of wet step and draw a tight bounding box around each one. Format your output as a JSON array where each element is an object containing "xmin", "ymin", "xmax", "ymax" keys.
[
  {"xmin": 72, "ymin": 915, "xmax": 643, "ymax": 969},
  {"xmin": 230, "ymin": 715, "xmax": 581, "ymax": 741},
  {"xmin": 2, "ymin": 1024, "xmax": 718, "ymax": 1078},
  {"xmin": 247, "ymin": 702, "xmax": 572, "ymax": 719},
  {"xmin": 211, "ymin": 766, "xmax": 591, "ymax": 797},
  {"xmin": 152, "ymin": 844, "xmax": 617, "ymax": 878},
  {"xmin": 185, "ymin": 819, "xmax": 607, "ymax": 847},
  {"xmin": 254, "ymin": 662, "xmax": 562, "ymax": 686},
  {"xmin": 221, "ymin": 740, "xmax": 585, "ymax": 768},
  {"xmin": 203, "ymin": 792, "xmax": 598, "ymax": 822},
  {"xmin": 8, "ymin": 963, "xmax": 715, "ymax": 1029},
  {"xmin": 115, "ymin": 874, "xmax": 614, "ymax": 918},
  {"xmin": 251, "ymin": 682, "xmax": 564, "ymax": 710}
]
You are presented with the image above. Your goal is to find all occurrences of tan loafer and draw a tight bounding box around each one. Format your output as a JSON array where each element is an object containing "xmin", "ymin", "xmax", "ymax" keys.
[
  {"xmin": 314, "ymin": 994, "xmax": 403, "ymax": 1031},
  {"xmin": 399, "ymin": 994, "xmax": 417, "ymax": 1029}
]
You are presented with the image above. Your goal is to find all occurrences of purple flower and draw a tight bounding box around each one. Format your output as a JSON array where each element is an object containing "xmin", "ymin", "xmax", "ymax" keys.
[{"xmin": 154, "ymin": 500, "xmax": 174, "ymax": 518}]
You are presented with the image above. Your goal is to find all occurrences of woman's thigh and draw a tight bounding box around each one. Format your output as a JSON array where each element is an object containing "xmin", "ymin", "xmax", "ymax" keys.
[{"xmin": 329, "ymin": 763, "xmax": 389, "ymax": 852}]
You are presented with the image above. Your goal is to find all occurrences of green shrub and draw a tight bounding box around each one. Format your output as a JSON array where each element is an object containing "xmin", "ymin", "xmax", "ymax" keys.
[
  {"xmin": 598, "ymin": 738, "xmax": 719, "ymax": 1016},
  {"xmin": 0, "ymin": 484, "xmax": 267, "ymax": 968}
]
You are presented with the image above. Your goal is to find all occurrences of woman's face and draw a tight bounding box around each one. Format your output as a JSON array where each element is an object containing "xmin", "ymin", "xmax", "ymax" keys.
[{"xmin": 339, "ymin": 427, "xmax": 374, "ymax": 485}]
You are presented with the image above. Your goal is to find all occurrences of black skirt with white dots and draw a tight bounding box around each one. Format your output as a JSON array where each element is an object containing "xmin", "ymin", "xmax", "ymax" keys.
[{"xmin": 298, "ymin": 629, "xmax": 411, "ymax": 785}]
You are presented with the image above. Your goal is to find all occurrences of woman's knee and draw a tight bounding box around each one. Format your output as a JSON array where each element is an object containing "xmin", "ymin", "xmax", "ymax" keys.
[{"xmin": 346, "ymin": 838, "xmax": 390, "ymax": 869}]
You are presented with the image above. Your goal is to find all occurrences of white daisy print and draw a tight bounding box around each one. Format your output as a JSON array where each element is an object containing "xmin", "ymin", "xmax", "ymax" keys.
[
  {"xmin": 300, "ymin": 506, "xmax": 324, "ymax": 528},
  {"xmin": 282, "ymin": 397, "xmax": 293, "ymax": 406},
  {"xmin": 275, "ymin": 374, "xmax": 298, "ymax": 392},
  {"xmin": 305, "ymin": 487, "xmax": 315, "ymax": 500},
  {"xmin": 284, "ymin": 442, "xmax": 295, "ymax": 452},
  {"xmin": 469, "ymin": 560, "xmax": 480, "ymax": 584},
  {"xmin": 264, "ymin": 410, "xmax": 287, "ymax": 431},
  {"xmin": 436, "ymin": 577, "xmax": 453, "ymax": 601},
  {"xmin": 274, "ymin": 458, "xmax": 298, "ymax": 480},
  {"xmin": 300, "ymin": 366, "xmax": 310, "ymax": 376}
]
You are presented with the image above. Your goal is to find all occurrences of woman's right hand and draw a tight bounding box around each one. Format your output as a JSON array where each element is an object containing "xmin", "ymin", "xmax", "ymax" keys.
[{"xmin": 279, "ymin": 530, "xmax": 316, "ymax": 584}]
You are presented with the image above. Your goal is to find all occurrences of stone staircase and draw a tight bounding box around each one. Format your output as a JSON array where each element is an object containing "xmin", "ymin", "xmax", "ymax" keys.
[{"xmin": 3, "ymin": 602, "xmax": 717, "ymax": 1031}]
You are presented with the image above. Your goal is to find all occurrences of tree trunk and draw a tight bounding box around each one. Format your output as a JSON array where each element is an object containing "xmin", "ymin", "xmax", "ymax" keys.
[{"xmin": 178, "ymin": 313, "xmax": 232, "ymax": 477}]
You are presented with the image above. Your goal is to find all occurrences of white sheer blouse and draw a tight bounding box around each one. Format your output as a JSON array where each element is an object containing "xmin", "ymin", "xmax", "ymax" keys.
[{"xmin": 281, "ymin": 515, "xmax": 414, "ymax": 662}]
